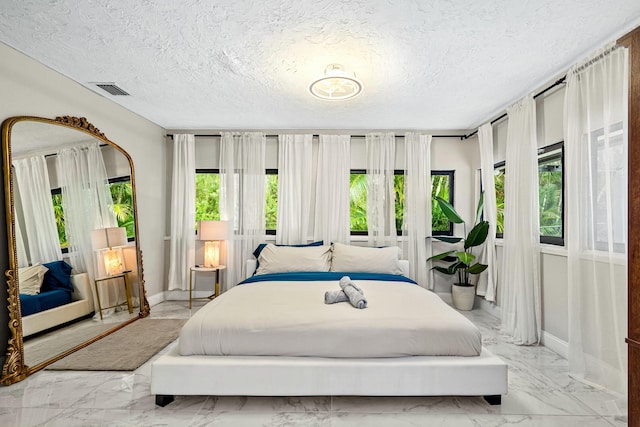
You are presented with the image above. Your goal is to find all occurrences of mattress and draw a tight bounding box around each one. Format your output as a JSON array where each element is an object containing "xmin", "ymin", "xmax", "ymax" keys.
[
  {"xmin": 19, "ymin": 289, "xmax": 72, "ymax": 317},
  {"xmin": 179, "ymin": 273, "xmax": 482, "ymax": 358}
]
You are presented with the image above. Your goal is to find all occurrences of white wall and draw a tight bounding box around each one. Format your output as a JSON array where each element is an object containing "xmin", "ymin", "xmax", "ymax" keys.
[{"xmin": 0, "ymin": 42, "xmax": 167, "ymax": 306}]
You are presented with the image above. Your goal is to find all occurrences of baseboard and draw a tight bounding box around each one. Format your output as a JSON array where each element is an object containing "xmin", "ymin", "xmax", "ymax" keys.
[
  {"xmin": 540, "ymin": 331, "xmax": 568, "ymax": 359},
  {"xmin": 147, "ymin": 292, "xmax": 165, "ymax": 307}
]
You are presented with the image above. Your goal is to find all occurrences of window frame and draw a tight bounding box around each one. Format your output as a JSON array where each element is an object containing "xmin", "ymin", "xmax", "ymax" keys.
[
  {"xmin": 538, "ymin": 141, "xmax": 564, "ymax": 246},
  {"xmin": 195, "ymin": 168, "xmax": 278, "ymax": 235},
  {"xmin": 51, "ymin": 175, "xmax": 135, "ymax": 253},
  {"xmin": 348, "ymin": 169, "xmax": 455, "ymax": 236}
]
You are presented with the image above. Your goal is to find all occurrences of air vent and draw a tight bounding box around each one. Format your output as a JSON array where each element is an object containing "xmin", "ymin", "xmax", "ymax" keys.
[{"xmin": 95, "ymin": 83, "xmax": 130, "ymax": 96}]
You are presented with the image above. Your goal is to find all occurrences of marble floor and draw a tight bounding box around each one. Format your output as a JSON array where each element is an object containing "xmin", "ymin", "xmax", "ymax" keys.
[{"xmin": 0, "ymin": 300, "xmax": 627, "ymax": 426}]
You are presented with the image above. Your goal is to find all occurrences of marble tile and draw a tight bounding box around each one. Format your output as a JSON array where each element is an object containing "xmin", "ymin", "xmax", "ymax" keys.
[{"xmin": 0, "ymin": 301, "xmax": 628, "ymax": 426}]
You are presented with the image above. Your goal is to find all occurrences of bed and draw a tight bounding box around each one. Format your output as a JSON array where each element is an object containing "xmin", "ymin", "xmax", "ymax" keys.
[{"xmin": 151, "ymin": 244, "xmax": 507, "ymax": 406}]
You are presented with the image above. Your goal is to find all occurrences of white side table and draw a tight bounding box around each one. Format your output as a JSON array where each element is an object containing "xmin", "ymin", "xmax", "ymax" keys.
[{"xmin": 189, "ymin": 265, "xmax": 226, "ymax": 309}]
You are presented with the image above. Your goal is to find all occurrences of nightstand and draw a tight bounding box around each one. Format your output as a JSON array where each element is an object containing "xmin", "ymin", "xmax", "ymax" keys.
[
  {"xmin": 189, "ymin": 265, "xmax": 226, "ymax": 309},
  {"xmin": 94, "ymin": 270, "xmax": 133, "ymax": 320}
]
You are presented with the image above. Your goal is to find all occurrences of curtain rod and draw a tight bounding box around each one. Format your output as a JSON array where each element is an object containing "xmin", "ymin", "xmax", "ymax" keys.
[
  {"xmin": 463, "ymin": 76, "xmax": 567, "ymax": 140},
  {"xmin": 166, "ymin": 133, "xmax": 467, "ymax": 139}
]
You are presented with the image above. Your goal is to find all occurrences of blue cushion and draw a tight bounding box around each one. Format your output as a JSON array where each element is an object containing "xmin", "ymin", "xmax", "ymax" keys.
[
  {"xmin": 20, "ymin": 289, "xmax": 72, "ymax": 316},
  {"xmin": 41, "ymin": 261, "xmax": 74, "ymax": 293}
]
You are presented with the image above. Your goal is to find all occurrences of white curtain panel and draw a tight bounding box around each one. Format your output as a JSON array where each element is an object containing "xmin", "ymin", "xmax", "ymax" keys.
[
  {"xmin": 402, "ymin": 133, "xmax": 432, "ymax": 288},
  {"xmin": 476, "ymin": 123, "xmax": 498, "ymax": 302},
  {"xmin": 500, "ymin": 94, "xmax": 542, "ymax": 345},
  {"xmin": 13, "ymin": 155, "xmax": 62, "ymax": 265},
  {"xmin": 276, "ymin": 134, "xmax": 313, "ymax": 245},
  {"xmin": 167, "ymin": 134, "xmax": 196, "ymax": 291},
  {"xmin": 220, "ymin": 132, "xmax": 266, "ymax": 290},
  {"xmin": 366, "ymin": 132, "xmax": 397, "ymax": 247},
  {"xmin": 57, "ymin": 142, "xmax": 119, "ymax": 315},
  {"xmin": 564, "ymin": 45, "xmax": 628, "ymax": 394},
  {"xmin": 314, "ymin": 135, "xmax": 350, "ymax": 245}
]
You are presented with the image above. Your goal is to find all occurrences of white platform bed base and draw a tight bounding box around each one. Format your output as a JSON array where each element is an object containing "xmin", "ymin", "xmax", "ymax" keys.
[{"xmin": 151, "ymin": 345, "xmax": 508, "ymax": 407}]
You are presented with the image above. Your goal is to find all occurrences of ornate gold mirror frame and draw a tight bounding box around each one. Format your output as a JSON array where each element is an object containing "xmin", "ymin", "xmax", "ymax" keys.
[{"xmin": 0, "ymin": 116, "xmax": 149, "ymax": 385}]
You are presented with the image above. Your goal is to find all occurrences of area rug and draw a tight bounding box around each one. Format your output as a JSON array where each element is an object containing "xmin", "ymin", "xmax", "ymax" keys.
[{"xmin": 46, "ymin": 318, "xmax": 186, "ymax": 371}]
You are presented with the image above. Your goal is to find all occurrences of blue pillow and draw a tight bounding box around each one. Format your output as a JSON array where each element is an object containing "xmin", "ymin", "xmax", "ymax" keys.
[
  {"xmin": 41, "ymin": 260, "xmax": 74, "ymax": 293},
  {"xmin": 252, "ymin": 241, "xmax": 324, "ymax": 274}
]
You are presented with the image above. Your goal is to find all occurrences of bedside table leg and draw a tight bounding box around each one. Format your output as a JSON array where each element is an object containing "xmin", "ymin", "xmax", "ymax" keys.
[
  {"xmin": 215, "ymin": 269, "xmax": 220, "ymax": 297},
  {"xmin": 94, "ymin": 281, "xmax": 103, "ymax": 320},
  {"xmin": 123, "ymin": 274, "xmax": 133, "ymax": 314}
]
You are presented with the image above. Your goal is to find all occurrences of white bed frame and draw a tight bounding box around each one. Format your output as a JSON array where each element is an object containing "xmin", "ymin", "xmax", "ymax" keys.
[{"xmin": 151, "ymin": 260, "xmax": 508, "ymax": 406}]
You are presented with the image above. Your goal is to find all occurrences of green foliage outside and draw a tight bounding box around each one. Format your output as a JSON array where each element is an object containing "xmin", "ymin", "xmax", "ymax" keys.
[
  {"xmin": 538, "ymin": 157, "xmax": 562, "ymax": 237},
  {"xmin": 349, "ymin": 173, "xmax": 452, "ymax": 232},
  {"xmin": 52, "ymin": 181, "xmax": 135, "ymax": 248},
  {"xmin": 195, "ymin": 173, "xmax": 278, "ymax": 230},
  {"xmin": 494, "ymin": 157, "xmax": 562, "ymax": 238}
]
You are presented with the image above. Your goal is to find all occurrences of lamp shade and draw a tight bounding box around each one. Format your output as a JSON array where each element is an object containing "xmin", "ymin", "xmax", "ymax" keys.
[
  {"xmin": 197, "ymin": 220, "xmax": 230, "ymax": 241},
  {"xmin": 91, "ymin": 227, "xmax": 127, "ymax": 250}
]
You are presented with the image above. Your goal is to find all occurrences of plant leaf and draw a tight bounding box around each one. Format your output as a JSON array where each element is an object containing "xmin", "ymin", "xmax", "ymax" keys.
[
  {"xmin": 433, "ymin": 266, "xmax": 455, "ymax": 275},
  {"xmin": 465, "ymin": 221, "xmax": 489, "ymax": 249},
  {"xmin": 426, "ymin": 250, "xmax": 456, "ymax": 262},
  {"xmin": 432, "ymin": 236, "xmax": 463, "ymax": 244},
  {"xmin": 434, "ymin": 197, "xmax": 464, "ymax": 224},
  {"xmin": 476, "ymin": 191, "xmax": 485, "ymax": 224},
  {"xmin": 447, "ymin": 261, "xmax": 465, "ymax": 274},
  {"xmin": 442, "ymin": 256, "xmax": 458, "ymax": 262},
  {"xmin": 467, "ymin": 263, "xmax": 489, "ymax": 274},
  {"xmin": 456, "ymin": 251, "xmax": 475, "ymax": 265}
]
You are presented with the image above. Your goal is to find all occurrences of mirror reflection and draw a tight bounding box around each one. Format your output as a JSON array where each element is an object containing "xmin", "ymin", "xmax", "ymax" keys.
[{"xmin": 9, "ymin": 119, "xmax": 143, "ymax": 369}]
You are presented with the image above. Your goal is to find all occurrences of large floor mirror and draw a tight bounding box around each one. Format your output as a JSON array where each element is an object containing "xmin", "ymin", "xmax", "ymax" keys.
[{"xmin": 0, "ymin": 116, "xmax": 149, "ymax": 385}]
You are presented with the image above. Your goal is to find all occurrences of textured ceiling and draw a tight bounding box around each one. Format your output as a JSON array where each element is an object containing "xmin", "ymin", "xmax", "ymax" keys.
[{"xmin": 1, "ymin": 0, "xmax": 640, "ymax": 130}]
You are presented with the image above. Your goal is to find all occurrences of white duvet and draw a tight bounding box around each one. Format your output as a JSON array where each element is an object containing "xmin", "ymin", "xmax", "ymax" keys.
[{"xmin": 179, "ymin": 279, "xmax": 482, "ymax": 358}]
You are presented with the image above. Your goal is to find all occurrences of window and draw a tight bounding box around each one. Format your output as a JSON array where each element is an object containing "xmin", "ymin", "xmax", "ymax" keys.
[
  {"xmin": 538, "ymin": 142, "xmax": 564, "ymax": 245},
  {"xmin": 51, "ymin": 176, "xmax": 135, "ymax": 250},
  {"xmin": 493, "ymin": 143, "xmax": 564, "ymax": 245},
  {"xmin": 349, "ymin": 170, "xmax": 454, "ymax": 236},
  {"xmin": 195, "ymin": 169, "xmax": 278, "ymax": 234},
  {"xmin": 591, "ymin": 124, "xmax": 625, "ymax": 252},
  {"xmin": 493, "ymin": 162, "xmax": 505, "ymax": 238}
]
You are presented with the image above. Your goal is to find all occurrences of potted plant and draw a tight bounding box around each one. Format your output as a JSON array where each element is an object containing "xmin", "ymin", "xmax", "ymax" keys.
[{"xmin": 427, "ymin": 194, "xmax": 489, "ymax": 310}]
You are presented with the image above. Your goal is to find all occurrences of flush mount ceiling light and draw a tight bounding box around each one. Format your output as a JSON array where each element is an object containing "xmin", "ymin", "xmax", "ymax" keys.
[{"xmin": 308, "ymin": 64, "xmax": 363, "ymax": 100}]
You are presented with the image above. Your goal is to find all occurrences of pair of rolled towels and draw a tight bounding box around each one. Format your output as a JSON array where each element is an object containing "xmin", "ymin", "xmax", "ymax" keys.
[{"xmin": 324, "ymin": 276, "xmax": 367, "ymax": 309}]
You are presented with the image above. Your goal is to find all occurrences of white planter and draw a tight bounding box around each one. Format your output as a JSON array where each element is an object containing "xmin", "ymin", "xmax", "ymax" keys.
[{"xmin": 451, "ymin": 284, "xmax": 475, "ymax": 311}]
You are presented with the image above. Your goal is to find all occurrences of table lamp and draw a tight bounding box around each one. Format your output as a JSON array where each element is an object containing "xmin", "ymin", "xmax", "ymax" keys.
[
  {"xmin": 91, "ymin": 226, "xmax": 128, "ymax": 276},
  {"xmin": 197, "ymin": 220, "xmax": 230, "ymax": 267}
]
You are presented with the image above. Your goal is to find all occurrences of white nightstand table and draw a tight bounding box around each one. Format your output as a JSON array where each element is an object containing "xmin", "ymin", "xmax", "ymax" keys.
[{"xmin": 189, "ymin": 265, "xmax": 226, "ymax": 309}]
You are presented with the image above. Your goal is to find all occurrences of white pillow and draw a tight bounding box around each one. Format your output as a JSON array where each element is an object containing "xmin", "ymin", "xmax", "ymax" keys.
[
  {"xmin": 256, "ymin": 244, "xmax": 332, "ymax": 275},
  {"xmin": 18, "ymin": 264, "xmax": 49, "ymax": 295},
  {"xmin": 330, "ymin": 242, "xmax": 403, "ymax": 275}
]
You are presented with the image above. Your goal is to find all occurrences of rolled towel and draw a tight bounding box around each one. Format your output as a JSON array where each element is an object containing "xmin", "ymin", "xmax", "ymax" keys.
[
  {"xmin": 324, "ymin": 290, "xmax": 349, "ymax": 304},
  {"xmin": 339, "ymin": 276, "xmax": 363, "ymax": 293},
  {"xmin": 342, "ymin": 283, "xmax": 367, "ymax": 309}
]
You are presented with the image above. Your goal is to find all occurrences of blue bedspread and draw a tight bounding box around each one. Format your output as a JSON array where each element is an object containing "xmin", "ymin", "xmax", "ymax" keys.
[
  {"xmin": 239, "ymin": 271, "xmax": 417, "ymax": 285},
  {"xmin": 20, "ymin": 289, "xmax": 72, "ymax": 317}
]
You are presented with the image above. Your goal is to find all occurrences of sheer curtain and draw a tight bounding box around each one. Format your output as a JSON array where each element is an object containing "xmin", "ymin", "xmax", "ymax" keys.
[
  {"xmin": 402, "ymin": 133, "xmax": 432, "ymax": 288},
  {"xmin": 13, "ymin": 155, "xmax": 62, "ymax": 265},
  {"xmin": 167, "ymin": 134, "xmax": 196, "ymax": 291},
  {"xmin": 500, "ymin": 94, "xmax": 542, "ymax": 345},
  {"xmin": 366, "ymin": 132, "xmax": 397, "ymax": 247},
  {"xmin": 276, "ymin": 134, "xmax": 312, "ymax": 244},
  {"xmin": 314, "ymin": 135, "xmax": 350, "ymax": 244},
  {"xmin": 476, "ymin": 123, "xmax": 498, "ymax": 302},
  {"xmin": 220, "ymin": 132, "xmax": 266, "ymax": 290},
  {"xmin": 57, "ymin": 142, "xmax": 118, "ymax": 314},
  {"xmin": 564, "ymin": 45, "xmax": 628, "ymax": 394}
]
